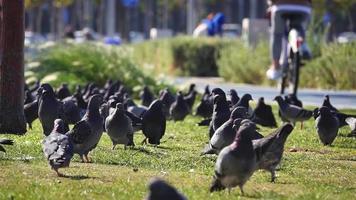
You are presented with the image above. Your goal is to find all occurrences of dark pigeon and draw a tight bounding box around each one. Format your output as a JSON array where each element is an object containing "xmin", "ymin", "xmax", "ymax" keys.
[
  {"xmin": 140, "ymin": 86, "xmax": 155, "ymax": 107},
  {"xmin": 210, "ymin": 121, "xmax": 276, "ymax": 194},
  {"xmin": 232, "ymin": 94, "xmax": 252, "ymax": 110},
  {"xmin": 228, "ymin": 89, "xmax": 240, "ymax": 106},
  {"xmin": 274, "ymin": 95, "xmax": 312, "ymax": 128},
  {"xmin": 195, "ymin": 97, "xmax": 213, "ymax": 119},
  {"xmin": 285, "ymin": 94, "xmax": 303, "ymax": 108},
  {"xmin": 322, "ymin": 95, "xmax": 338, "ymax": 112},
  {"xmin": 145, "ymin": 178, "xmax": 187, "ymax": 200},
  {"xmin": 209, "ymin": 94, "xmax": 231, "ymax": 138},
  {"xmin": 38, "ymin": 84, "xmax": 68, "ymax": 136},
  {"xmin": 315, "ymin": 106, "xmax": 339, "ymax": 145},
  {"xmin": 159, "ymin": 89, "xmax": 176, "ymax": 117},
  {"xmin": 24, "ymin": 101, "xmax": 38, "ymax": 129},
  {"xmin": 254, "ymin": 123, "xmax": 294, "ymax": 182},
  {"xmin": 0, "ymin": 139, "xmax": 14, "ymax": 153},
  {"xmin": 142, "ymin": 100, "xmax": 166, "ymax": 146},
  {"xmin": 56, "ymin": 83, "xmax": 71, "ymax": 100},
  {"xmin": 170, "ymin": 91, "xmax": 190, "ymax": 121},
  {"xmin": 253, "ymin": 97, "xmax": 277, "ymax": 127},
  {"xmin": 184, "ymin": 90, "xmax": 197, "ymax": 113},
  {"xmin": 105, "ymin": 103, "xmax": 134, "ymax": 149},
  {"xmin": 62, "ymin": 98, "xmax": 82, "ymax": 124},
  {"xmin": 24, "ymin": 90, "xmax": 34, "ymax": 104},
  {"xmin": 72, "ymin": 94, "xmax": 104, "ymax": 163}
]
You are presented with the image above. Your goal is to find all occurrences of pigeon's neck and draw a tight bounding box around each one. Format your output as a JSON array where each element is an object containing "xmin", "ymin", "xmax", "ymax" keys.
[{"xmin": 230, "ymin": 134, "xmax": 252, "ymax": 151}]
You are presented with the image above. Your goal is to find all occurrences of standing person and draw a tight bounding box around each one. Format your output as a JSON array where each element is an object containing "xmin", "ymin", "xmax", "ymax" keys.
[
  {"xmin": 266, "ymin": 0, "xmax": 312, "ymax": 80},
  {"xmin": 212, "ymin": 12, "xmax": 225, "ymax": 37},
  {"xmin": 193, "ymin": 13, "xmax": 215, "ymax": 37}
]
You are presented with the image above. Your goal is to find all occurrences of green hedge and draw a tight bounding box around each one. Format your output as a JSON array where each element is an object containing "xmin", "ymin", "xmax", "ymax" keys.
[{"xmin": 25, "ymin": 42, "xmax": 170, "ymax": 94}]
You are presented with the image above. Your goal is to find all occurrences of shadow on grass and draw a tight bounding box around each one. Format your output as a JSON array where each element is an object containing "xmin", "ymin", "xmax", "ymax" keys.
[{"xmin": 61, "ymin": 174, "xmax": 94, "ymax": 180}]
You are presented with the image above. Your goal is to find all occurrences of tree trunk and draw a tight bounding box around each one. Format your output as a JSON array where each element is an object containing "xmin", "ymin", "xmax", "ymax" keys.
[{"xmin": 0, "ymin": 0, "xmax": 27, "ymax": 134}]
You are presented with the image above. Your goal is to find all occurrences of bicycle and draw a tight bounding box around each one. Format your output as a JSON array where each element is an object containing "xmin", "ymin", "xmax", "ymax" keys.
[{"xmin": 279, "ymin": 14, "xmax": 307, "ymax": 96}]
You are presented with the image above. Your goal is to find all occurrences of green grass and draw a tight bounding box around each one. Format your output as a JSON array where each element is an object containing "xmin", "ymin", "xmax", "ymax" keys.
[{"xmin": 0, "ymin": 104, "xmax": 355, "ymax": 200}]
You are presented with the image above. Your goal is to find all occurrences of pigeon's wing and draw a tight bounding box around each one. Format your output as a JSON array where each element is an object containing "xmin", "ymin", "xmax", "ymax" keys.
[
  {"xmin": 285, "ymin": 105, "xmax": 312, "ymax": 121},
  {"xmin": 67, "ymin": 120, "xmax": 92, "ymax": 144},
  {"xmin": 253, "ymin": 134, "xmax": 277, "ymax": 161},
  {"xmin": 0, "ymin": 139, "xmax": 14, "ymax": 145},
  {"xmin": 346, "ymin": 117, "xmax": 356, "ymax": 131}
]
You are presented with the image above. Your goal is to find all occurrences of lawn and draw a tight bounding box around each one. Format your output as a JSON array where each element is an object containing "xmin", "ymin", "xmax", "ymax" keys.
[{"xmin": 0, "ymin": 105, "xmax": 355, "ymax": 200}]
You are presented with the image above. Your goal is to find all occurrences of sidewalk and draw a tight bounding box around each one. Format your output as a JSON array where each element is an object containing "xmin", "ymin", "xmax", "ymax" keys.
[{"xmin": 170, "ymin": 77, "xmax": 356, "ymax": 109}]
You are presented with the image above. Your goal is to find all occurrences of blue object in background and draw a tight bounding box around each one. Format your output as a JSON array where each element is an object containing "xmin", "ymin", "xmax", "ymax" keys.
[
  {"xmin": 122, "ymin": 0, "xmax": 139, "ymax": 8},
  {"xmin": 104, "ymin": 37, "xmax": 122, "ymax": 46},
  {"xmin": 202, "ymin": 19, "xmax": 215, "ymax": 36},
  {"xmin": 212, "ymin": 12, "xmax": 225, "ymax": 35}
]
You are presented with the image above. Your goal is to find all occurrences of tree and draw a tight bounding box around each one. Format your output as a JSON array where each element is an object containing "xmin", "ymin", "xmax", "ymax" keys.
[{"xmin": 0, "ymin": 0, "xmax": 27, "ymax": 134}]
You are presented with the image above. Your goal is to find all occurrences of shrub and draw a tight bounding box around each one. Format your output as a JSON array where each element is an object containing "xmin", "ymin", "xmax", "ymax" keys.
[{"xmin": 26, "ymin": 42, "xmax": 170, "ymax": 94}]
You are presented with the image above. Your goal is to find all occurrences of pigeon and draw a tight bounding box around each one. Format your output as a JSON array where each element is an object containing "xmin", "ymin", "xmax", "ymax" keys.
[
  {"xmin": 253, "ymin": 97, "xmax": 277, "ymax": 127},
  {"xmin": 232, "ymin": 94, "xmax": 252, "ymax": 110},
  {"xmin": 56, "ymin": 83, "xmax": 71, "ymax": 100},
  {"xmin": 62, "ymin": 98, "xmax": 82, "ymax": 124},
  {"xmin": 105, "ymin": 103, "xmax": 134, "ymax": 149},
  {"xmin": 24, "ymin": 90, "xmax": 34, "ymax": 104},
  {"xmin": 254, "ymin": 123, "xmax": 294, "ymax": 182},
  {"xmin": 184, "ymin": 90, "xmax": 197, "ymax": 113},
  {"xmin": 184, "ymin": 83, "xmax": 196, "ymax": 96},
  {"xmin": 42, "ymin": 119, "xmax": 87, "ymax": 176},
  {"xmin": 0, "ymin": 139, "xmax": 14, "ymax": 153},
  {"xmin": 195, "ymin": 97, "xmax": 213, "ymax": 119},
  {"xmin": 210, "ymin": 121, "xmax": 276, "ymax": 194},
  {"xmin": 322, "ymin": 95, "xmax": 338, "ymax": 112},
  {"xmin": 315, "ymin": 106, "xmax": 339, "ymax": 145},
  {"xmin": 170, "ymin": 91, "xmax": 190, "ymax": 121},
  {"xmin": 228, "ymin": 89, "xmax": 240, "ymax": 106},
  {"xmin": 285, "ymin": 94, "xmax": 303, "ymax": 108},
  {"xmin": 201, "ymin": 107, "xmax": 249, "ymax": 155},
  {"xmin": 142, "ymin": 100, "xmax": 166, "ymax": 146},
  {"xmin": 274, "ymin": 95, "xmax": 312, "ymax": 128},
  {"xmin": 209, "ymin": 94, "xmax": 231, "ymax": 138},
  {"xmin": 38, "ymin": 84, "xmax": 68, "ymax": 136},
  {"xmin": 159, "ymin": 88, "xmax": 176, "ymax": 117},
  {"xmin": 140, "ymin": 86, "xmax": 155, "ymax": 107},
  {"xmin": 145, "ymin": 178, "xmax": 187, "ymax": 200},
  {"xmin": 346, "ymin": 117, "xmax": 356, "ymax": 136},
  {"xmin": 24, "ymin": 101, "xmax": 38, "ymax": 129},
  {"xmin": 72, "ymin": 94, "xmax": 104, "ymax": 162}
]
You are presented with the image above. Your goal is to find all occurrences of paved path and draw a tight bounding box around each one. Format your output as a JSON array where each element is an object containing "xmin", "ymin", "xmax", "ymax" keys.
[{"xmin": 169, "ymin": 77, "xmax": 356, "ymax": 109}]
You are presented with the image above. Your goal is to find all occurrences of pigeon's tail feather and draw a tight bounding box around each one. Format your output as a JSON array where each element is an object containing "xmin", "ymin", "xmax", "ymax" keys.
[
  {"xmin": 277, "ymin": 123, "xmax": 294, "ymax": 142},
  {"xmin": 297, "ymin": 109, "xmax": 313, "ymax": 120},
  {"xmin": 201, "ymin": 144, "xmax": 216, "ymax": 156},
  {"xmin": 210, "ymin": 175, "xmax": 225, "ymax": 192},
  {"xmin": 0, "ymin": 139, "xmax": 14, "ymax": 145}
]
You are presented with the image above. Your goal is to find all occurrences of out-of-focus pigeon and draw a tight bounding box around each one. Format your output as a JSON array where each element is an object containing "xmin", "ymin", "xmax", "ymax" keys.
[
  {"xmin": 201, "ymin": 107, "xmax": 249, "ymax": 155},
  {"xmin": 43, "ymin": 119, "xmax": 86, "ymax": 176},
  {"xmin": 315, "ymin": 106, "xmax": 339, "ymax": 145},
  {"xmin": 72, "ymin": 94, "xmax": 104, "ymax": 162},
  {"xmin": 24, "ymin": 101, "xmax": 38, "ymax": 129},
  {"xmin": 170, "ymin": 91, "xmax": 190, "ymax": 121},
  {"xmin": 0, "ymin": 138, "xmax": 14, "ymax": 153},
  {"xmin": 195, "ymin": 98, "xmax": 213, "ymax": 119},
  {"xmin": 285, "ymin": 94, "xmax": 303, "ymax": 108},
  {"xmin": 209, "ymin": 94, "xmax": 231, "ymax": 138},
  {"xmin": 38, "ymin": 84, "xmax": 68, "ymax": 136},
  {"xmin": 274, "ymin": 96, "xmax": 312, "ymax": 128},
  {"xmin": 346, "ymin": 117, "xmax": 356, "ymax": 133},
  {"xmin": 62, "ymin": 98, "xmax": 82, "ymax": 124},
  {"xmin": 254, "ymin": 123, "xmax": 294, "ymax": 182},
  {"xmin": 140, "ymin": 86, "xmax": 155, "ymax": 107},
  {"xmin": 232, "ymin": 94, "xmax": 252, "ymax": 110},
  {"xmin": 253, "ymin": 97, "xmax": 277, "ymax": 127},
  {"xmin": 56, "ymin": 83, "xmax": 71, "ymax": 100},
  {"xmin": 145, "ymin": 178, "xmax": 187, "ymax": 200},
  {"xmin": 210, "ymin": 121, "xmax": 276, "ymax": 194},
  {"xmin": 159, "ymin": 88, "xmax": 175, "ymax": 117},
  {"xmin": 184, "ymin": 90, "xmax": 197, "ymax": 113},
  {"xmin": 142, "ymin": 100, "xmax": 166, "ymax": 146},
  {"xmin": 105, "ymin": 103, "xmax": 134, "ymax": 149},
  {"xmin": 322, "ymin": 95, "xmax": 338, "ymax": 112},
  {"xmin": 228, "ymin": 89, "xmax": 240, "ymax": 106},
  {"xmin": 24, "ymin": 90, "xmax": 34, "ymax": 104}
]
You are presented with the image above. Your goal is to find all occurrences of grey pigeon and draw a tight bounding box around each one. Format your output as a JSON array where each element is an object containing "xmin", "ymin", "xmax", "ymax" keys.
[
  {"xmin": 38, "ymin": 84, "xmax": 68, "ymax": 136},
  {"xmin": 145, "ymin": 178, "xmax": 187, "ymax": 200},
  {"xmin": 72, "ymin": 94, "xmax": 104, "ymax": 162},
  {"xmin": 43, "ymin": 119, "xmax": 87, "ymax": 176},
  {"xmin": 140, "ymin": 86, "xmax": 155, "ymax": 107},
  {"xmin": 274, "ymin": 96, "xmax": 312, "ymax": 128},
  {"xmin": 315, "ymin": 106, "xmax": 339, "ymax": 145},
  {"xmin": 170, "ymin": 91, "xmax": 190, "ymax": 121},
  {"xmin": 201, "ymin": 107, "xmax": 249, "ymax": 155},
  {"xmin": 346, "ymin": 117, "xmax": 356, "ymax": 136},
  {"xmin": 142, "ymin": 100, "xmax": 166, "ymax": 146},
  {"xmin": 24, "ymin": 100, "xmax": 38, "ymax": 129},
  {"xmin": 253, "ymin": 97, "xmax": 277, "ymax": 127},
  {"xmin": 254, "ymin": 123, "xmax": 294, "ymax": 182},
  {"xmin": 62, "ymin": 98, "xmax": 82, "ymax": 124},
  {"xmin": 209, "ymin": 94, "xmax": 231, "ymax": 138},
  {"xmin": 0, "ymin": 139, "xmax": 14, "ymax": 153},
  {"xmin": 105, "ymin": 103, "xmax": 134, "ymax": 149},
  {"xmin": 210, "ymin": 121, "xmax": 276, "ymax": 194}
]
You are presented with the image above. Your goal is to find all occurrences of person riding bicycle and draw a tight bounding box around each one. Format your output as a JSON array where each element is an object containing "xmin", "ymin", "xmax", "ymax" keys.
[{"xmin": 266, "ymin": 0, "xmax": 312, "ymax": 80}]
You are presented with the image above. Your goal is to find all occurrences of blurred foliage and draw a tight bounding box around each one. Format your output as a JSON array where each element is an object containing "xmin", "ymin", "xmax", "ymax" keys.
[{"xmin": 25, "ymin": 42, "xmax": 170, "ymax": 95}]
